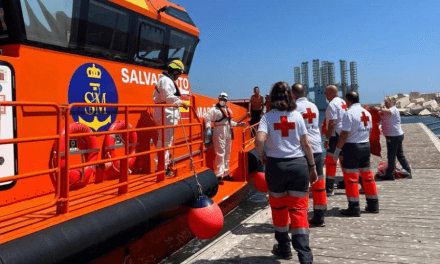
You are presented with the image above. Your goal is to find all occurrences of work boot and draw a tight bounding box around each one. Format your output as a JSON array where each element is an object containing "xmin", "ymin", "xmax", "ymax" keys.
[
  {"xmin": 365, "ymin": 198, "xmax": 379, "ymax": 213},
  {"xmin": 309, "ymin": 209, "xmax": 326, "ymax": 227},
  {"xmin": 337, "ymin": 180, "xmax": 345, "ymax": 189},
  {"xmin": 165, "ymin": 168, "xmax": 174, "ymax": 178},
  {"xmin": 340, "ymin": 201, "xmax": 361, "ymax": 217},
  {"xmin": 223, "ymin": 175, "xmax": 234, "ymax": 181},
  {"xmin": 271, "ymin": 244, "xmax": 293, "ymax": 260},
  {"xmin": 308, "ymin": 217, "xmax": 325, "ymax": 227},
  {"xmin": 326, "ymin": 178, "xmax": 335, "ymax": 196},
  {"xmin": 375, "ymin": 174, "xmax": 395, "ymax": 181},
  {"xmin": 273, "ymin": 231, "xmax": 292, "ymax": 259}
]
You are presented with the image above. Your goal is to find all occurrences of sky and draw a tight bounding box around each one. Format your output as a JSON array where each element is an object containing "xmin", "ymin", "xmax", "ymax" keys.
[{"xmin": 171, "ymin": 0, "xmax": 439, "ymax": 104}]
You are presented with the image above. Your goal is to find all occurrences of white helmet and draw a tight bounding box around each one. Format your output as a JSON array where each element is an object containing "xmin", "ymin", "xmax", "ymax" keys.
[{"xmin": 218, "ymin": 92, "xmax": 228, "ymax": 100}]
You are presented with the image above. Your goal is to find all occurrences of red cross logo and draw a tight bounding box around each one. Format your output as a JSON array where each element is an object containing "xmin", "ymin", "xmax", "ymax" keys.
[
  {"xmin": 341, "ymin": 102, "xmax": 347, "ymax": 111},
  {"xmin": 302, "ymin": 108, "xmax": 316, "ymax": 124},
  {"xmin": 274, "ymin": 116, "xmax": 295, "ymax": 137},
  {"xmin": 361, "ymin": 111, "xmax": 370, "ymax": 127}
]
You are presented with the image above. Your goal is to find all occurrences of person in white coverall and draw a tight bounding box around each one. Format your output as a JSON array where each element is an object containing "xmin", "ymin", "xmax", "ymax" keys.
[
  {"xmin": 152, "ymin": 60, "xmax": 188, "ymax": 177},
  {"xmin": 204, "ymin": 92, "xmax": 245, "ymax": 182}
]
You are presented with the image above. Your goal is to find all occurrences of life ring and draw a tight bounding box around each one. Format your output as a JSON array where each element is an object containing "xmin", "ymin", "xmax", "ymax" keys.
[
  {"xmin": 102, "ymin": 120, "xmax": 137, "ymax": 180},
  {"xmin": 50, "ymin": 123, "xmax": 98, "ymax": 190}
]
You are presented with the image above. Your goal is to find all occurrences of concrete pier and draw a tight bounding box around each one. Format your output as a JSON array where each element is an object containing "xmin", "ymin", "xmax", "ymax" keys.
[{"xmin": 182, "ymin": 123, "xmax": 440, "ymax": 264}]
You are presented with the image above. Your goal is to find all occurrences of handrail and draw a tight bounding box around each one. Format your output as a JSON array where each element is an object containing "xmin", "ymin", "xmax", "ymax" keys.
[
  {"xmin": 58, "ymin": 102, "xmax": 205, "ymax": 213},
  {"xmin": 0, "ymin": 101, "xmax": 62, "ymax": 222},
  {"xmin": 0, "ymin": 100, "xmax": 205, "ymax": 220}
]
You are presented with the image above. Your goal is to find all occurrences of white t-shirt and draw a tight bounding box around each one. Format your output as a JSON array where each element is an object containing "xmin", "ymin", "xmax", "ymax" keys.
[
  {"xmin": 325, "ymin": 97, "xmax": 347, "ymax": 136},
  {"xmin": 258, "ymin": 109, "xmax": 308, "ymax": 158},
  {"xmin": 295, "ymin": 97, "xmax": 322, "ymax": 154},
  {"xmin": 341, "ymin": 103, "xmax": 372, "ymax": 143},
  {"xmin": 381, "ymin": 106, "xmax": 404, "ymax": 136}
]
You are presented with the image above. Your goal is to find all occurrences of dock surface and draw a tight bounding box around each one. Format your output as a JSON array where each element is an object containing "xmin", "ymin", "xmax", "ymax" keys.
[{"xmin": 182, "ymin": 123, "xmax": 440, "ymax": 264}]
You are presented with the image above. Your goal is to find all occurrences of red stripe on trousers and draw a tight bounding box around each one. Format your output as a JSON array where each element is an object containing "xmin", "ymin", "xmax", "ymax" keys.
[
  {"xmin": 360, "ymin": 171, "xmax": 378, "ymax": 195},
  {"xmin": 344, "ymin": 172, "xmax": 359, "ymax": 199},
  {"xmin": 311, "ymin": 179, "xmax": 327, "ymax": 206},
  {"xmin": 287, "ymin": 196, "xmax": 309, "ymax": 229},
  {"xmin": 325, "ymin": 155, "xmax": 337, "ymax": 176},
  {"xmin": 269, "ymin": 196, "xmax": 289, "ymax": 228}
]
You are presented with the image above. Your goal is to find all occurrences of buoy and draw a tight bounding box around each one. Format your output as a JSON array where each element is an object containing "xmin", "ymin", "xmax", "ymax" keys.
[
  {"xmin": 254, "ymin": 171, "xmax": 268, "ymax": 193},
  {"xmin": 188, "ymin": 195, "xmax": 224, "ymax": 239}
]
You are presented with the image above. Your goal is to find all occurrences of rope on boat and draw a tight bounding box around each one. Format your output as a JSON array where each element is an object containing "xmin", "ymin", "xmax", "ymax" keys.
[{"xmin": 178, "ymin": 107, "xmax": 204, "ymax": 196}]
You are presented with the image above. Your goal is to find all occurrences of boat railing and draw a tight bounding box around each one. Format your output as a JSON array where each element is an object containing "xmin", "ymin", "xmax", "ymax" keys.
[
  {"xmin": 0, "ymin": 101, "xmax": 205, "ymax": 221},
  {"xmin": 0, "ymin": 101, "xmax": 62, "ymax": 223},
  {"xmin": 240, "ymin": 122, "xmax": 259, "ymax": 180}
]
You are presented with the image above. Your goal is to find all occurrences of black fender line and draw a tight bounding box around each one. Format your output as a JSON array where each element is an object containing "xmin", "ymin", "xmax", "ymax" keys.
[{"xmin": 0, "ymin": 169, "xmax": 218, "ymax": 264}]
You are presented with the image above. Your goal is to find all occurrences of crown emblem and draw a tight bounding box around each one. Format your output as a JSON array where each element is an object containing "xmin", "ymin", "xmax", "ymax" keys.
[{"xmin": 87, "ymin": 64, "xmax": 101, "ymax": 79}]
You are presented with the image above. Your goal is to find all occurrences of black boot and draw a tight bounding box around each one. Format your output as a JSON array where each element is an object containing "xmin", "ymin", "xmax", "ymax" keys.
[
  {"xmin": 292, "ymin": 233, "xmax": 313, "ymax": 264},
  {"xmin": 326, "ymin": 178, "xmax": 335, "ymax": 196},
  {"xmin": 365, "ymin": 198, "xmax": 379, "ymax": 213},
  {"xmin": 309, "ymin": 209, "xmax": 326, "ymax": 227},
  {"xmin": 340, "ymin": 201, "xmax": 361, "ymax": 217},
  {"xmin": 272, "ymin": 231, "xmax": 292, "ymax": 259}
]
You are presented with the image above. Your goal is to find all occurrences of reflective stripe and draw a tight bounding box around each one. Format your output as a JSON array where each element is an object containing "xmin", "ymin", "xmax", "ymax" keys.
[
  {"xmin": 359, "ymin": 167, "xmax": 371, "ymax": 172},
  {"xmin": 347, "ymin": 197, "xmax": 359, "ymax": 202},
  {"xmin": 314, "ymin": 204, "xmax": 327, "ymax": 210},
  {"xmin": 344, "ymin": 168, "xmax": 359, "ymax": 173},
  {"xmin": 288, "ymin": 190, "xmax": 308, "ymax": 198},
  {"xmin": 269, "ymin": 191, "xmax": 287, "ymax": 198},
  {"xmin": 326, "ymin": 175, "xmax": 336, "ymax": 179},
  {"xmin": 291, "ymin": 228, "xmax": 309, "ymax": 235},
  {"xmin": 274, "ymin": 225, "xmax": 290, "ymax": 232},
  {"xmin": 365, "ymin": 195, "xmax": 378, "ymax": 199},
  {"xmin": 318, "ymin": 174, "xmax": 325, "ymax": 180},
  {"xmin": 326, "ymin": 152, "xmax": 334, "ymax": 156}
]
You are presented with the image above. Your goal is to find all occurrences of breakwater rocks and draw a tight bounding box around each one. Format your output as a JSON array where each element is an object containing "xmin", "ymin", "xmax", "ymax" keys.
[{"xmin": 384, "ymin": 92, "xmax": 440, "ymax": 117}]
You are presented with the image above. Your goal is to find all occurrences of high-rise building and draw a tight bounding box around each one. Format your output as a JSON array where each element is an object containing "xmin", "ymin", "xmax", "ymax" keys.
[
  {"xmin": 350, "ymin": 61, "xmax": 358, "ymax": 91},
  {"xmin": 312, "ymin": 59, "xmax": 320, "ymax": 87},
  {"xmin": 340, "ymin": 60, "xmax": 348, "ymax": 96},
  {"xmin": 294, "ymin": 67, "xmax": 301, "ymax": 84},
  {"xmin": 301, "ymin": 62, "xmax": 309, "ymax": 94}
]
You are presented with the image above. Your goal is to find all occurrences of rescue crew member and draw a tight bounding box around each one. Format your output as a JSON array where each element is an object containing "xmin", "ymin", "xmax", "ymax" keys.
[
  {"xmin": 323, "ymin": 85, "xmax": 347, "ymax": 196},
  {"xmin": 152, "ymin": 60, "xmax": 188, "ymax": 177},
  {"xmin": 377, "ymin": 97, "xmax": 412, "ymax": 180},
  {"xmin": 249, "ymin": 86, "xmax": 264, "ymax": 136},
  {"xmin": 256, "ymin": 81, "xmax": 317, "ymax": 263},
  {"xmin": 292, "ymin": 83, "xmax": 327, "ymax": 227},
  {"xmin": 334, "ymin": 90, "xmax": 379, "ymax": 216},
  {"xmin": 204, "ymin": 92, "xmax": 245, "ymax": 183},
  {"xmin": 265, "ymin": 93, "xmax": 271, "ymax": 112}
]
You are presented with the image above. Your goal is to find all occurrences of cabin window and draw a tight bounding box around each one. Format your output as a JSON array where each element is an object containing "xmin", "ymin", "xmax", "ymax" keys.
[
  {"xmin": 19, "ymin": 0, "xmax": 73, "ymax": 47},
  {"xmin": 85, "ymin": 0, "xmax": 129, "ymax": 60},
  {"xmin": 136, "ymin": 21, "xmax": 166, "ymax": 68},
  {"xmin": 168, "ymin": 29, "xmax": 197, "ymax": 74},
  {"xmin": 164, "ymin": 6, "xmax": 195, "ymax": 27},
  {"xmin": 0, "ymin": 5, "xmax": 8, "ymax": 42}
]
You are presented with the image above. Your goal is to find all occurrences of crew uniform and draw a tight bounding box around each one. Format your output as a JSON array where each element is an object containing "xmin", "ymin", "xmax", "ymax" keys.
[
  {"xmin": 152, "ymin": 71, "xmax": 183, "ymax": 170},
  {"xmin": 204, "ymin": 95, "xmax": 239, "ymax": 180},
  {"xmin": 296, "ymin": 97, "xmax": 326, "ymax": 226},
  {"xmin": 381, "ymin": 106, "xmax": 411, "ymax": 179},
  {"xmin": 325, "ymin": 96, "xmax": 347, "ymax": 194},
  {"xmin": 340, "ymin": 103, "xmax": 379, "ymax": 215},
  {"xmin": 258, "ymin": 109, "xmax": 313, "ymax": 263}
]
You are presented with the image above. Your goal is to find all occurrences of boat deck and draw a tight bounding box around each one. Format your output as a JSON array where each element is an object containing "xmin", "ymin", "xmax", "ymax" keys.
[{"xmin": 182, "ymin": 123, "xmax": 440, "ymax": 264}]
